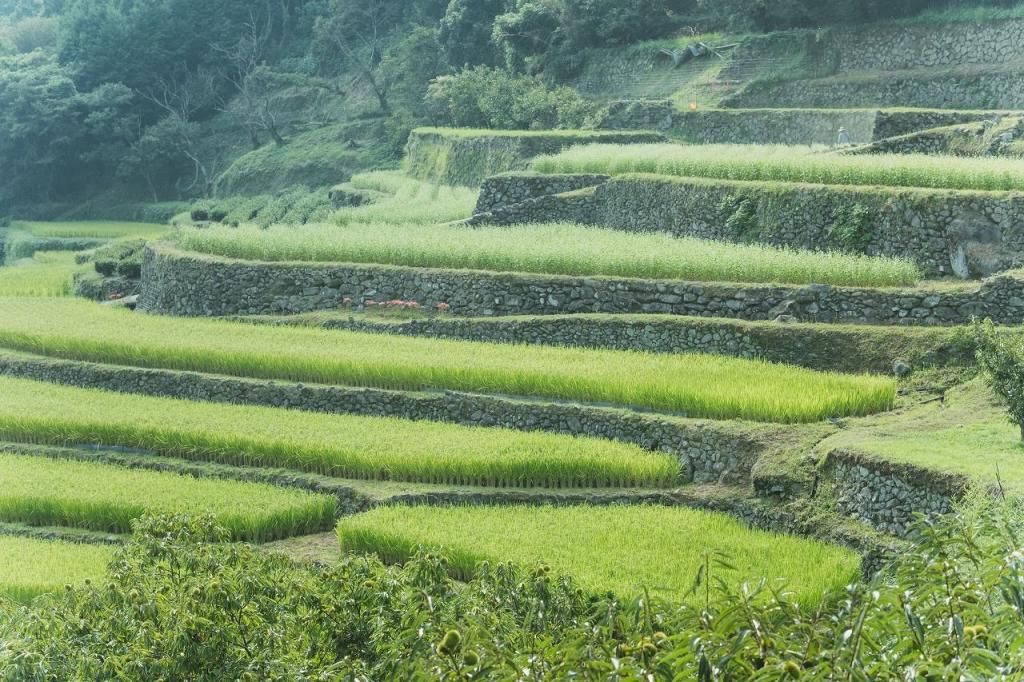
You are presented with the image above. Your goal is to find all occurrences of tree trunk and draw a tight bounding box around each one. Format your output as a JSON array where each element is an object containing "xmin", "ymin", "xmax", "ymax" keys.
[
  {"xmin": 269, "ymin": 126, "xmax": 285, "ymax": 146},
  {"xmin": 249, "ymin": 127, "xmax": 261, "ymax": 150}
]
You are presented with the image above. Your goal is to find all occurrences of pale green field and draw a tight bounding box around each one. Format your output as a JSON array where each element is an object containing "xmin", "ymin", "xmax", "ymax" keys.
[
  {"xmin": 0, "ymin": 376, "xmax": 675, "ymax": 489},
  {"xmin": 334, "ymin": 172, "xmax": 478, "ymax": 225},
  {"xmin": 0, "ymin": 252, "xmax": 86, "ymax": 298},
  {"xmin": 174, "ymin": 221, "xmax": 921, "ymax": 287},
  {"xmin": 338, "ymin": 504, "xmax": 861, "ymax": 605},
  {"xmin": 12, "ymin": 221, "xmax": 171, "ymax": 239},
  {"xmin": 531, "ymin": 143, "xmax": 1024, "ymax": 191},
  {"xmin": 0, "ymin": 299, "xmax": 897, "ymax": 422},
  {"xmin": 0, "ymin": 535, "xmax": 112, "ymax": 603},
  {"xmin": 0, "ymin": 453, "xmax": 335, "ymax": 541}
]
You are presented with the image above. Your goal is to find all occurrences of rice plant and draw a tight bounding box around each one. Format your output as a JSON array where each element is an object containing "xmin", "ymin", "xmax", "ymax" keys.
[
  {"xmin": 333, "ymin": 172, "xmax": 479, "ymax": 225},
  {"xmin": 0, "ymin": 453, "xmax": 336, "ymax": 541},
  {"xmin": 0, "ymin": 253, "xmax": 86, "ymax": 298},
  {"xmin": 0, "ymin": 535, "xmax": 112, "ymax": 603},
  {"xmin": 0, "ymin": 376, "xmax": 677, "ymax": 489},
  {"xmin": 530, "ymin": 143, "xmax": 1024, "ymax": 192},
  {"xmin": 13, "ymin": 221, "xmax": 171, "ymax": 239},
  {"xmin": 0, "ymin": 299, "xmax": 898, "ymax": 422},
  {"xmin": 337, "ymin": 504, "xmax": 861, "ymax": 606},
  {"xmin": 174, "ymin": 222, "xmax": 921, "ymax": 287}
]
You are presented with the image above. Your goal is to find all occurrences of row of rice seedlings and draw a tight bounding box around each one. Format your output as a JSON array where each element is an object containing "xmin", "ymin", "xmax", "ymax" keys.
[
  {"xmin": 0, "ymin": 453, "xmax": 336, "ymax": 542},
  {"xmin": 530, "ymin": 143, "xmax": 1024, "ymax": 192},
  {"xmin": 0, "ymin": 299, "xmax": 898, "ymax": 422},
  {"xmin": 0, "ymin": 535, "xmax": 112, "ymax": 603},
  {"xmin": 0, "ymin": 252, "xmax": 86, "ymax": 298},
  {"xmin": 337, "ymin": 504, "xmax": 861, "ymax": 606},
  {"xmin": 334, "ymin": 172, "xmax": 479, "ymax": 225},
  {"xmin": 13, "ymin": 220, "xmax": 171, "ymax": 239},
  {"xmin": 0, "ymin": 376, "xmax": 678, "ymax": 489},
  {"xmin": 173, "ymin": 221, "xmax": 921, "ymax": 288}
]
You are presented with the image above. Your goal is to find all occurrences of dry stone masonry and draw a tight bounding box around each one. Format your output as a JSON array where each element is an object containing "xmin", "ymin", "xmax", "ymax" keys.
[{"xmin": 141, "ymin": 243, "xmax": 1024, "ymax": 326}]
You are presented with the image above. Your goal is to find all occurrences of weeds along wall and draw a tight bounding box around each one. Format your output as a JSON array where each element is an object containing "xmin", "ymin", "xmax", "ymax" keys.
[
  {"xmin": 141, "ymin": 243, "xmax": 1024, "ymax": 326},
  {"xmin": 403, "ymin": 129, "xmax": 664, "ymax": 186},
  {"xmin": 474, "ymin": 173, "xmax": 1024, "ymax": 279}
]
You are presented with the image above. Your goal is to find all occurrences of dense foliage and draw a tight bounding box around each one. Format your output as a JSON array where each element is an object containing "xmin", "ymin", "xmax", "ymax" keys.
[
  {"xmin": 4, "ymin": 503, "xmax": 1024, "ymax": 678},
  {"xmin": 975, "ymin": 318, "xmax": 1024, "ymax": 440}
]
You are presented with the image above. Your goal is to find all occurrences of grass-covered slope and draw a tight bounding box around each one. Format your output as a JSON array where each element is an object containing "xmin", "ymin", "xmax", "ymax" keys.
[
  {"xmin": 337, "ymin": 504, "xmax": 861, "ymax": 604},
  {"xmin": 532, "ymin": 143, "xmax": 1024, "ymax": 191},
  {"xmin": 0, "ymin": 299, "xmax": 897, "ymax": 422},
  {"xmin": 174, "ymin": 222, "xmax": 920, "ymax": 287},
  {"xmin": 0, "ymin": 454, "xmax": 335, "ymax": 541},
  {"xmin": 12, "ymin": 221, "xmax": 171, "ymax": 240},
  {"xmin": 0, "ymin": 376, "xmax": 675, "ymax": 489},
  {"xmin": 0, "ymin": 536, "xmax": 113, "ymax": 603}
]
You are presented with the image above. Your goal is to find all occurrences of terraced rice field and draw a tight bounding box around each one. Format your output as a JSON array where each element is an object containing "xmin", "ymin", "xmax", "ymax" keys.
[
  {"xmin": 0, "ymin": 377, "xmax": 675, "ymax": 488},
  {"xmin": 0, "ymin": 299, "xmax": 897, "ymax": 422},
  {"xmin": 0, "ymin": 535, "xmax": 112, "ymax": 603},
  {"xmin": 0, "ymin": 253, "xmax": 86, "ymax": 298},
  {"xmin": 333, "ymin": 172, "xmax": 479, "ymax": 225},
  {"xmin": 174, "ymin": 222, "xmax": 921, "ymax": 287},
  {"xmin": 0, "ymin": 453, "xmax": 335, "ymax": 541},
  {"xmin": 337, "ymin": 504, "xmax": 862, "ymax": 605},
  {"xmin": 531, "ymin": 143, "xmax": 1024, "ymax": 191}
]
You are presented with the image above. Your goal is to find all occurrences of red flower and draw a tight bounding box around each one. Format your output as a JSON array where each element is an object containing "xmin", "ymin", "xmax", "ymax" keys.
[
  {"xmin": 435, "ymin": 302, "xmax": 450, "ymax": 312},
  {"xmin": 108, "ymin": 293, "xmax": 124, "ymax": 301}
]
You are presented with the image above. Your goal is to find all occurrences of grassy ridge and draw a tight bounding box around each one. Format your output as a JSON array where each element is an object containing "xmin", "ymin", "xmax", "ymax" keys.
[
  {"xmin": 0, "ymin": 454, "xmax": 335, "ymax": 541},
  {"xmin": 333, "ymin": 172, "xmax": 478, "ymax": 226},
  {"xmin": 337, "ymin": 504, "xmax": 861, "ymax": 605},
  {"xmin": 0, "ymin": 535, "xmax": 112, "ymax": 603},
  {"xmin": 0, "ymin": 376, "xmax": 676, "ymax": 489},
  {"xmin": 531, "ymin": 143, "xmax": 1024, "ymax": 192},
  {"xmin": 12, "ymin": 221, "xmax": 171, "ymax": 239},
  {"xmin": 0, "ymin": 299, "xmax": 897, "ymax": 422},
  {"xmin": 173, "ymin": 222, "xmax": 920, "ymax": 287},
  {"xmin": 0, "ymin": 253, "xmax": 86, "ymax": 298}
]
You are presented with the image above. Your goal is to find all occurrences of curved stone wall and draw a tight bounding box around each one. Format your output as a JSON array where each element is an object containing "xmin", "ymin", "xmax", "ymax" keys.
[
  {"xmin": 141, "ymin": 243, "xmax": 1024, "ymax": 325},
  {"xmin": 0, "ymin": 351, "xmax": 771, "ymax": 485},
  {"xmin": 823, "ymin": 449, "xmax": 971, "ymax": 537}
]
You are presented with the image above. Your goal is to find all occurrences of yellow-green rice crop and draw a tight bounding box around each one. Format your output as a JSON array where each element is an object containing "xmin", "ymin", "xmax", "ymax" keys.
[
  {"xmin": 0, "ymin": 535, "xmax": 112, "ymax": 603},
  {"xmin": 12, "ymin": 221, "xmax": 171, "ymax": 239},
  {"xmin": 333, "ymin": 172, "xmax": 478, "ymax": 225},
  {"xmin": 0, "ymin": 376, "xmax": 676, "ymax": 489},
  {"xmin": 174, "ymin": 222, "xmax": 920, "ymax": 287},
  {"xmin": 337, "ymin": 504, "xmax": 861, "ymax": 606},
  {"xmin": 0, "ymin": 454, "xmax": 335, "ymax": 541},
  {"xmin": 0, "ymin": 252, "xmax": 86, "ymax": 298},
  {"xmin": 0, "ymin": 299, "xmax": 897, "ymax": 422},
  {"xmin": 531, "ymin": 143, "xmax": 1024, "ymax": 192}
]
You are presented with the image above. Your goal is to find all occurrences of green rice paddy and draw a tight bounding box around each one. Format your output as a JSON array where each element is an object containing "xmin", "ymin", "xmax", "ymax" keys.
[{"xmin": 0, "ymin": 535, "xmax": 112, "ymax": 603}]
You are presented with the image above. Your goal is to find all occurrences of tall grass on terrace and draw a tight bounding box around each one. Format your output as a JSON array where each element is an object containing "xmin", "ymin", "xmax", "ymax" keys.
[
  {"xmin": 0, "ymin": 252, "xmax": 86, "ymax": 297},
  {"xmin": 174, "ymin": 222, "xmax": 921, "ymax": 287},
  {"xmin": 0, "ymin": 299, "xmax": 897, "ymax": 422},
  {"xmin": 0, "ymin": 535, "xmax": 112, "ymax": 603},
  {"xmin": 531, "ymin": 143, "xmax": 1024, "ymax": 192},
  {"xmin": 0, "ymin": 454, "xmax": 335, "ymax": 541},
  {"xmin": 12, "ymin": 220, "xmax": 171, "ymax": 239},
  {"xmin": 0, "ymin": 376, "xmax": 677, "ymax": 489},
  {"xmin": 337, "ymin": 504, "xmax": 861, "ymax": 606},
  {"xmin": 333, "ymin": 172, "xmax": 479, "ymax": 226}
]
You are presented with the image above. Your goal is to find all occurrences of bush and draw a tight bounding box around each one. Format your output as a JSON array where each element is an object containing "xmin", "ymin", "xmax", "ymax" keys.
[
  {"xmin": 974, "ymin": 319, "xmax": 1024, "ymax": 440},
  {"xmin": 424, "ymin": 66, "xmax": 594, "ymax": 130}
]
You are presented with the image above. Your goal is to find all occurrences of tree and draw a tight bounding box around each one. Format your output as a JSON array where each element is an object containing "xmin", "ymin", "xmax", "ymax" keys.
[
  {"xmin": 438, "ymin": 0, "xmax": 506, "ymax": 68},
  {"xmin": 315, "ymin": 0, "xmax": 397, "ymax": 114},
  {"xmin": 974, "ymin": 319, "xmax": 1024, "ymax": 441}
]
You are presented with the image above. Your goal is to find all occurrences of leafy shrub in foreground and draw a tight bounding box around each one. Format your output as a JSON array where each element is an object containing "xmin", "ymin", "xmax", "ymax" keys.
[{"xmin": 4, "ymin": 502, "xmax": 1024, "ymax": 679}]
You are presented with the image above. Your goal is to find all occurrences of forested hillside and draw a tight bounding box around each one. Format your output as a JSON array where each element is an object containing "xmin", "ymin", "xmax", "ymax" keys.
[{"xmin": 0, "ymin": 0, "xmax": 1017, "ymax": 217}]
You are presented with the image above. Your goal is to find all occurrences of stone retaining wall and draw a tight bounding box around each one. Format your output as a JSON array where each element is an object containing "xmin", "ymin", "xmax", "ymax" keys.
[
  {"xmin": 725, "ymin": 70, "xmax": 1024, "ymax": 111},
  {"xmin": 833, "ymin": 19, "xmax": 1024, "ymax": 73},
  {"xmin": 141, "ymin": 243, "xmax": 1024, "ymax": 326},
  {"xmin": 474, "ymin": 173, "xmax": 1024, "ymax": 279},
  {"xmin": 299, "ymin": 314, "xmax": 970, "ymax": 375},
  {"xmin": 823, "ymin": 449, "xmax": 971, "ymax": 537},
  {"xmin": 0, "ymin": 351, "xmax": 770, "ymax": 485},
  {"xmin": 473, "ymin": 173, "xmax": 609, "ymax": 215}
]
